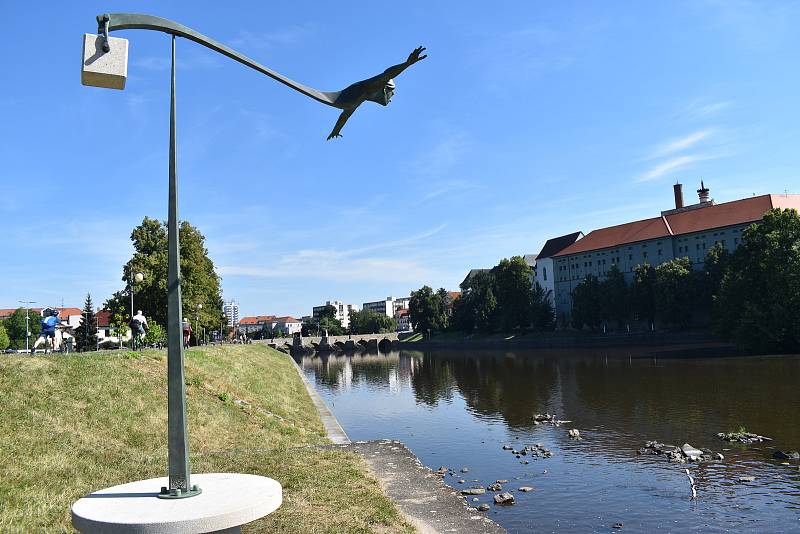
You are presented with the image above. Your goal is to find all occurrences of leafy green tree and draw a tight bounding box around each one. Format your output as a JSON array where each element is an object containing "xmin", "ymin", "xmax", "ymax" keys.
[
  {"xmin": 105, "ymin": 217, "xmax": 225, "ymax": 337},
  {"xmin": 74, "ymin": 294, "xmax": 98, "ymax": 352},
  {"xmin": 693, "ymin": 243, "xmax": 729, "ymax": 316},
  {"xmin": 571, "ymin": 274, "xmax": 603, "ymax": 330},
  {"xmin": 143, "ymin": 322, "xmax": 166, "ymax": 346},
  {"xmin": 492, "ymin": 256, "xmax": 533, "ymax": 331},
  {"xmin": 715, "ymin": 209, "xmax": 800, "ymax": 353},
  {"xmin": 631, "ymin": 263, "xmax": 656, "ymax": 326},
  {"xmin": 654, "ymin": 257, "xmax": 694, "ymax": 327},
  {"xmin": 349, "ymin": 309, "xmax": 398, "ymax": 334},
  {"xmin": 530, "ymin": 282, "xmax": 555, "ymax": 331},
  {"xmin": 3, "ymin": 308, "xmax": 41, "ymax": 349},
  {"xmin": 109, "ymin": 310, "xmax": 129, "ymax": 348},
  {"xmin": 409, "ymin": 286, "xmax": 449, "ymax": 334},
  {"xmin": 452, "ymin": 271, "xmax": 498, "ymax": 333},
  {"xmin": 0, "ymin": 323, "xmax": 9, "ymax": 350},
  {"xmin": 600, "ymin": 265, "xmax": 629, "ymax": 328}
]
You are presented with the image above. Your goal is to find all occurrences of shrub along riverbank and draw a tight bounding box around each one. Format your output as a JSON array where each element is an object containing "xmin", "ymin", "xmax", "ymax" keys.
[{"xmin": 0, "ymin": 344, "xmax": 413, "ymax": 533}]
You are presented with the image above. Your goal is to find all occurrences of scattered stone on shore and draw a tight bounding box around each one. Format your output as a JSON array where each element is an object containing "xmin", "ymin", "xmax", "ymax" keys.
[
  {"xmin": 519, "ymin": 486, "xmax": 534, "ymax": 492},
  {"xmin": 461, "ymin": 487, "xmax": 486, "ymax": 495},
  {"xmin": 487, "ymin": 482, "xmax": 503, "ymax": 491},
  {"xmin": 532, "ymin": 413, "xmax": 571, "ymax": 426},
  {"xmin": 738, "ymin": 476, "xmax": 756, "ymax": 482},
  {"xmin": 493, "ymin": 492, "xmax": 515, "ymax": 505},
  {"xmin": 637, "ymin": 441, "xmax": 719, "ymax": 463},
  {"xmin": 477, "ymin": 504, "xmax": 491, "ymax": 512},
  {"xmin": 568, "ymin": 428, "xmax": 581, "ymax": 440},
  {"xmin": 436, "ymin": 466, "xmax": 449, "ymax": 476},
  {"xmin": 773, "ymin": 450, "xmax": 800, "ymax": 460},
  {"xmin": 717, "ymin": 431, "xmax": 772, "ymax": 444}
]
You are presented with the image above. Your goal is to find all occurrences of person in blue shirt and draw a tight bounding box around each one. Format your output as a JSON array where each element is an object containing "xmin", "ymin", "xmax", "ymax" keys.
[{"xmin": 32, "ymin": 308, "xmax": 61, "ymax": 354}]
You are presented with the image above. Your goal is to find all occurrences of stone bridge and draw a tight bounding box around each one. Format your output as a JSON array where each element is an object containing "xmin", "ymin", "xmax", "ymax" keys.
[{"xmin": 256, "ymin": 332, "xmax": 399, "ymax": 354}]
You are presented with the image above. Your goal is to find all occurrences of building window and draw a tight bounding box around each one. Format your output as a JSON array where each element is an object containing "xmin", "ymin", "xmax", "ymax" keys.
[
  {"xmin": 628, "ymin": 254, "xmax": 633, "ymax": 260},
  {"xmin": 658, "ymin": 249, "xmax": 662, "ymax": 256},
  {"xmin": 643, "ymin": 251, "xmax": 648, "ymax": 258},
  {"xmin": 543, "ymin": 267, "xmax": 547, "ymax": 281}
]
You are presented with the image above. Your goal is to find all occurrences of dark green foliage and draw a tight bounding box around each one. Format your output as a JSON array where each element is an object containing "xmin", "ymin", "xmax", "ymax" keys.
[
  {"xmin": 714, "ymin": 209, "xmax": 800, "ymax": 353},
  {"xmin": 452, "ymin": 272, "xmax": 497, "ymax": 333},
  {"xmin": 348, "ymin": 309, "xmax": 397, "ymax": 334},
  {"xmin": 492, "ymin": 256, "xmax": 534, "ymax": 331},
  {"xmin": 600, "ymin": 265, "xmax": 629, "ymax": 327},
  {"xmin": 570, "ymin": 274, "xmax": 603, "ymax": 330},
  {"xmin": 654, "ymin": 257, "xmax": 694, "ymax": 327},
  {"xmin": 631, "ymin": 263, "xmax": 656, "ymax": 325},
  {"xmin": 105, "ymin": 217, "xmax": 225, "ymax": 335},
  {"xmin": 74, "ymin": 294, "xmax": 98, "ymax": 352},
  {"xmin": 530, "ymin": 282, "xmax": 556, "ymax": 331},
  {"xmin": 409, "ymin": 286, "xmax": 449, "ymax": 333},
  {"xmin": 2, "ymin": 308, "xmax": 41, "ymax": 349}
]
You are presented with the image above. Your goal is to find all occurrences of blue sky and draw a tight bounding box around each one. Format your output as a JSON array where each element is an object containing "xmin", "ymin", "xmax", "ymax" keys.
[{"xmin": 1, "ymin": 1, "xmax": 799, "ymax": 318}]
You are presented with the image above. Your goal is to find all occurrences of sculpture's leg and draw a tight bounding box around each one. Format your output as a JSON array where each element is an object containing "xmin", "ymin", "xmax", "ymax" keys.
[{"xmin": 163, "ymin": 34, "xmax": 200, "ymax": 499}]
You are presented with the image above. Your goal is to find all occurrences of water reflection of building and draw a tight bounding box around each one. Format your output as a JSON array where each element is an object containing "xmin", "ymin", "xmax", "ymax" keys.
[{"xmin": 297, "ymin": 351, "xmax": 422, "ymax": 393}]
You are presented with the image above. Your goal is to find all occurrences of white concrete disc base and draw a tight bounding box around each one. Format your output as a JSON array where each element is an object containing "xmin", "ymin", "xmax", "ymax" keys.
[{"xmin": 72, "ymin": 473, "xmax": 281, "ymax": 534}]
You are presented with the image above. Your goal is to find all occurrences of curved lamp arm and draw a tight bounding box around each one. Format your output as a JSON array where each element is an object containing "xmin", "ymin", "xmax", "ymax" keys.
[{"xmin": 98, "ymin": 13, "xmax": 341, "ymax": 108}]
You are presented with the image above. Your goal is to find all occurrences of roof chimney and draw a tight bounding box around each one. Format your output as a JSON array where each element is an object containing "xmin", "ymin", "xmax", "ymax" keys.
[
  {"xmin": 697, "ymin": 181, "xmax": 710, "ymax": 204},
  {"xmin": 673, "ymin": 182, "xmax": 684, "ymax": 209}
]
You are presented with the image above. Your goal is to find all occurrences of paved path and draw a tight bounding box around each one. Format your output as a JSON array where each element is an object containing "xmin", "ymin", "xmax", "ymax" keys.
[
  {"xmin": 330, "ymin": 440, "xmax": 507, "ymax": 534},
  {"xmin": 289, "ymin": 357, "xmax": 350, "ymax": 444}
]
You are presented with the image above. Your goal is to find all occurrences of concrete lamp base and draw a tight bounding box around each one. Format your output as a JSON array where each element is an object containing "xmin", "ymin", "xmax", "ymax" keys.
[{"xmin": 71, "ymin": 473, "xmax": 282, "ymax": 534}]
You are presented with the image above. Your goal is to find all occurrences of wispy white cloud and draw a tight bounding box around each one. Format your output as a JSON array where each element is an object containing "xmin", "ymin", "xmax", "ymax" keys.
[
  {"xmin": 683, "ymin": 99, "xmax": 732, "ymax": 119},
  {"xmin": 229, "ymin": 24, "xmax": 316, "ymax": 51},
  {"xmin": 651, "ymin": 129, "xmax": 716, "ymax": 159},
  {"xmin": 414, "ymin": 130, "xmax": 470, "ymax": 178},
  {"xmin": 636, "ymin": 154, "xmax": 718, "ymax": 182}
]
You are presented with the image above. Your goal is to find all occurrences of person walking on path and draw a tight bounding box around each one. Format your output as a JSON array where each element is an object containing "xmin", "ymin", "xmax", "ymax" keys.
[{"xmin": 182, "ymin": 319, "xmax": 192, "ymax": 349}]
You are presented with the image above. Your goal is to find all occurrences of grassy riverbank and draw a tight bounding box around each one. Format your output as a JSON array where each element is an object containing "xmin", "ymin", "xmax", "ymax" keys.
[{"xmin": 0, "ymin": 345, "xmax": 414, "ymax": 533}]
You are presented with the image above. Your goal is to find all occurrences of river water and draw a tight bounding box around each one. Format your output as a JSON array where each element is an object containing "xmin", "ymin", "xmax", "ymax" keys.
[{"xmin": 295, "ymin": 347, "xmax": 800, "ymax": 533}]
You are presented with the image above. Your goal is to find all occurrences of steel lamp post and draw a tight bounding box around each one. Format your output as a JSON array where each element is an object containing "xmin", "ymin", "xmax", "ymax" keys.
[{"xmin": 80, "ymin": 10, "xmax": 425, "ymax": 510}]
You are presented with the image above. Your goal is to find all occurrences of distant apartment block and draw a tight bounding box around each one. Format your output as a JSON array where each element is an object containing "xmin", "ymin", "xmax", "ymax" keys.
[
  {"xmin": 395, "ymin": 308, "xmax": 412, "ymax": 332},
  {"xmin": 239, "ymin": 315, "xmax": 302, "ymax": 336},
  {"xmin": 550, "ymin": 183, "xmax": 800, "ymax": 321},
  {"xmin": 312, "ymin": 300, "xmax": 357, "ymax": 329},
  {"xmin": 223, "ymin": 300, "xmax": 239, "ymax": 327},
  {"xmin": 363, "ymin": 296, "xmax": 410, "ymax": 318}
]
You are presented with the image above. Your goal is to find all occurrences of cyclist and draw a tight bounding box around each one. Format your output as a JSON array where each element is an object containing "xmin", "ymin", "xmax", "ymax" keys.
[
  {"xmin": 129, "ymin": 310, "xmax": 148, "ymax": 349},
  {"xmin": 32, "ymin": 308, "xmax": 61, "ymax": 354}
]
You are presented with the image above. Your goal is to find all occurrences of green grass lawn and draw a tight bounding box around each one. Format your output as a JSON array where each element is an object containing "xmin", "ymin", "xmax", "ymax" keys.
[{"xmin": 0, "ymin": 344, "xmax": 414, "ymax": 533}]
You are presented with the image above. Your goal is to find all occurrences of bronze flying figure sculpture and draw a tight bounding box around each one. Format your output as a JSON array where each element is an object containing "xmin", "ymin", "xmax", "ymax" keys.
[{"xmin": 325, "ymin": 46, "xmax": 427, "ymax": 140}]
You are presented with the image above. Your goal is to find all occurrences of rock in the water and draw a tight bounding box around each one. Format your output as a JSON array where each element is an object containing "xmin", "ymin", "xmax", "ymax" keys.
[
  {"xmin": 458, "ymin": 479, "xmax": 465, "ymax": 484},
  {"xmin": 613, "ymin": 522, "xmax": 624, "ymax": 529},
  {"xmin": 461, "ymin": 487, "xmax": 486, "ymax": 495},
  {"xmin": 519, "ymin": 486, "xmax": 534, "ymax": 492},
  {"xmin": 568, "ymin": 428, "xmax": 581, "ymax": 439},
  {"xmin": 477, "ymin": 503, "xmax": 490, "ymax": 512},
  {"xmin": 738, "ymin": 476, "xmax": 756, "ymax": 482},
  {"xmin": 461, "ymin": 467, "xmax": 470, "ymax": 473},
  {"xmin": 502, "ymin": 444, "xmax": 513, "ymax": 450},
  {"xmin": 493, "ymin": 492, "xmax": 515, "ymax": 505},
  {"xmin": 472, "ymin": 497, "xmax": 479, "ymax": 502},
  {"xmin": 496, "ymin": 479, "xmax": 509, "ymax": 484},
  {"xmin": 487, "ymin": 482, "xmax": 502, "ymax": 491},
  {"xmin": 773, "ymin": 450, "xmax": 800, "ymax": 460},
  {"xmin": 716, "ymin": 453, "xmax": 725, "ymax": 461},
  {"xmin": 681, "ymin": 443, "xmax": 703, "ymax": 459}
]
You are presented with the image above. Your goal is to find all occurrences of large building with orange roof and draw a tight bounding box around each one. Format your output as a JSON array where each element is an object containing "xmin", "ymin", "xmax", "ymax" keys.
[{"xmin": 550, "ymin": 183, "xmax": 800, "ymax": 321}]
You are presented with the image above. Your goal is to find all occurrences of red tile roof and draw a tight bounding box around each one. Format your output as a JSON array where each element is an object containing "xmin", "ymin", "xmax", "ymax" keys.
[
  {"xmin": 553, "ymin": 194, "xmax": 800, "ymax": 257},
  {"xmin": 239, "ymin": 315, "xmax": 276, "ymax": 325},
  {"xmin": 0, "ymin": 307, "xmax": 83, "ymax": 319},
  {"xmin": 274, "ymin": 316, "xmax": 300, "ymax": 323}
]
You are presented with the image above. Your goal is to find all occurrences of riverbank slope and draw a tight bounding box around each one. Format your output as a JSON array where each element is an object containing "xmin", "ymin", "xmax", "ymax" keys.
[{"xmin": 0, "ymin": 345, "xmax": 413, "ymax": 533}]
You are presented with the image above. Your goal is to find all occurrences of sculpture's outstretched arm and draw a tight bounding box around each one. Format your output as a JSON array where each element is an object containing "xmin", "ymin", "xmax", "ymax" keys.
[
  {"xmin": 100, "ymin": 13, "xmax": 339, "ymax": 107},
  {"xmin": 327, "ymin": 108, "xmax": 356, "ymax": 140},
  {"xmin": 382, "ymin": 47, "xmax": 428, "ymax": 80}
]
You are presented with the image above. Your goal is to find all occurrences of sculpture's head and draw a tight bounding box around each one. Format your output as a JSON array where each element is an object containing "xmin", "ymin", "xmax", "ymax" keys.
[{"xmin": 367, "ymin": 79, "xmax": 395, "ymax": 106}]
